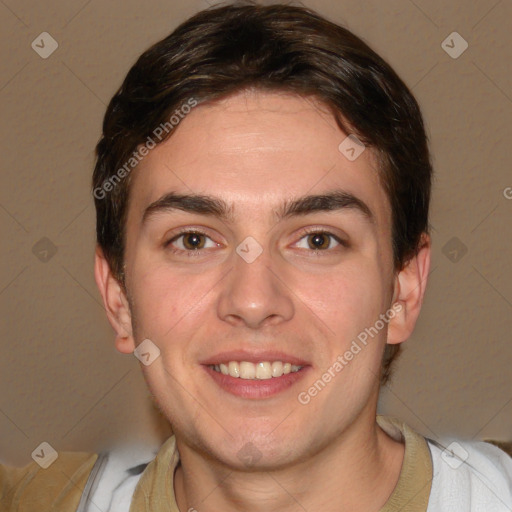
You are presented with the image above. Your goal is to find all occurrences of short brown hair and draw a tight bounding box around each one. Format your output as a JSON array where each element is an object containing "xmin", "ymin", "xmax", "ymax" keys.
[{"xmin": 92, "ymin": 1, "xmax": 432, "ymax": 385}]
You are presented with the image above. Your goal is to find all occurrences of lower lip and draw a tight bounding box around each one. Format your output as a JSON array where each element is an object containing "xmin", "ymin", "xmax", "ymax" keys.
[{"xmin": 203, "ymin": 365, "xmax": 310, "ymax": 399}]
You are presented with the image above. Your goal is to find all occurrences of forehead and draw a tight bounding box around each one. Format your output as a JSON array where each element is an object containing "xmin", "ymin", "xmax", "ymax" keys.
[{"xmin": 129, "ymin": 90, "xmax": 391, "ymax": 230}]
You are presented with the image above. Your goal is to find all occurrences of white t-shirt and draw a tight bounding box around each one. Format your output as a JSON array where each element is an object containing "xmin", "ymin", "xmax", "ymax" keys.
[{"xmin": 426, "ymin": 437, "xmax": 512, "ymax": 511}]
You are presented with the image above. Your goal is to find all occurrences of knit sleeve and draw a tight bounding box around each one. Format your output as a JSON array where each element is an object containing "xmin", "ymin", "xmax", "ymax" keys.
[{"xmin": 0, "ymin": 451, "xmax": 98, "ymax": 512}]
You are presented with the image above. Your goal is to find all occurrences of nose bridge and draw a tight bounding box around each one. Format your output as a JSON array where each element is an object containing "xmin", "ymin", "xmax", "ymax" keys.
[{"xmin": 216, "ymin": 238, "xmax": 294, "ymax": 328}]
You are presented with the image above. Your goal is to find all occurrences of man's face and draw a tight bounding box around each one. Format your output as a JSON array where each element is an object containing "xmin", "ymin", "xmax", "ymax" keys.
[{"xmin": 122, "ymin": 90, "xmax": 397, "ymax": 467}]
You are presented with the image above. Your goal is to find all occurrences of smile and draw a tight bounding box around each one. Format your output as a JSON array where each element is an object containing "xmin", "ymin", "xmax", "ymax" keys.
[{"xmin": 209, "ymin": 361, "xmax": 303, "ymax": 380}]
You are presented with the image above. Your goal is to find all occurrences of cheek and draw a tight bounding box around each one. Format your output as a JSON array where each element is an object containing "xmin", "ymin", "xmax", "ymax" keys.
[
  {"xmin": 128, "ymin": 258, "xmax": 219, "ymax": 342},
  {"xmin": 299, "ymin": 260, "xmax": 386, "ymax": 341},
  {"xmin": 130, "ymin": 267, "xmax": 177, "ymax": 335}
]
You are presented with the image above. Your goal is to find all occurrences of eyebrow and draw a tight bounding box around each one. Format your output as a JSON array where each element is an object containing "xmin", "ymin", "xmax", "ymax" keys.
[{"xmin": 142, "ymin": 189, "xmax": 375, "ymax": 225}]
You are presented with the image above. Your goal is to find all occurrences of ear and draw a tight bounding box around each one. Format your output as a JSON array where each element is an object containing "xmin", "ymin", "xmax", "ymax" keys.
[
  {"xmin": 387, "ymin": 233, "xmax": 431, "ymax": 345},
  {"xmin": 94, "ymin": 246, "xmax": 135, "ymax": 354}
]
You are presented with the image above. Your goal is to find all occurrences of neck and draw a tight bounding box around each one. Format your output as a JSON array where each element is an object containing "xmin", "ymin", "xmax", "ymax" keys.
[{"xmin": 173, "ymin": 409, "xmax": 405, "ymax": 512}]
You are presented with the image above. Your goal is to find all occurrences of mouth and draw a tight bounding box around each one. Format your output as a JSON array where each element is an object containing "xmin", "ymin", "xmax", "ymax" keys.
[
  {"xmin": 208, "ymin": 361, "xmax": 303, "ymax": 380},
  {"xmin": 202, "ymin": 354, "xmax": 310, "ymax": 399}
]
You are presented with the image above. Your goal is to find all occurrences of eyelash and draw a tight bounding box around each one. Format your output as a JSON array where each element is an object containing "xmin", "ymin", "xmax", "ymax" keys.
[{"xmin": 164, "ymin": 227, "xmax": 348, "ymax": 257}]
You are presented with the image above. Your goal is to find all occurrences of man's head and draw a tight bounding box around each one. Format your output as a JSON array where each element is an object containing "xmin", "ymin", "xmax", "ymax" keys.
[{"xmin": 93, "ymin": 1, "xmax": 431, "ymax": 469}]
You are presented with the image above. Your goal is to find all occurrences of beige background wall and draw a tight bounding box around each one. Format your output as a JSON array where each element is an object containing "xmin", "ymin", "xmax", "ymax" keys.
[{"xmin": 1, "ymin": 0, "xmax": 511, "ymax": 466}]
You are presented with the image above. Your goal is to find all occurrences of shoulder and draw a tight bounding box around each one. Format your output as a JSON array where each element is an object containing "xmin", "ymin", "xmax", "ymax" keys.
[
  {"xmin": 85, "ymin": 443, "xmax": 158, "ymax": 512},
  {"xmin": 426, "ymin": 437, "xmax": 512, "ymax": 511},
  {"xmin": 0, "ymin": 451, "xmax": 98, "ymax": 511},
  {"xmin": 0, "ymin": 443, "xmax": 158, "ymax": 512}
]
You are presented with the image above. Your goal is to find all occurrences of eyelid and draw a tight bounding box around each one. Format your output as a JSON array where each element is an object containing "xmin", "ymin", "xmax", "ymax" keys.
[
  {"xmin": 292, "ymin": 227, "xmax": 348, "ymax": 250},
  {"xmin": 164, "ymin": 227, "xmax": 219, "ymax": 249},
  {"xmin": 164, "ymin": 226, "xmax": 348, "ymax": 256}
]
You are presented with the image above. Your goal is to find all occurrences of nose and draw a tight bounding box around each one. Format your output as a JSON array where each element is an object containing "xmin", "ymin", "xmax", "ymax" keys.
[{"xmin": 216, "ymin": 244, "xmax": 295, "ymax": 329}]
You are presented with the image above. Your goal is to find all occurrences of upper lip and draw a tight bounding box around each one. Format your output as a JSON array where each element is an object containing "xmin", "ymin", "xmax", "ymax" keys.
[{"xmin": 200, "ymin": 350, "xmax": 309, "ymax": 366}]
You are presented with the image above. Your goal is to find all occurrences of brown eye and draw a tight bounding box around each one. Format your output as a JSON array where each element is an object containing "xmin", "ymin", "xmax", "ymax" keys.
[
  {"xmin": 182, "ymin": 232, "xmax": 206, "ymax": 250},
  {"xmin": 294, "ymin": 230, "xmax": 346, "ymax": 253},
  {"xmin": 307, "ymin": 233, "xmax": 332, "ymax": 250},
  {"xmin": 166, "ymin": 230, "xmax": 217, "ymax": 253}
]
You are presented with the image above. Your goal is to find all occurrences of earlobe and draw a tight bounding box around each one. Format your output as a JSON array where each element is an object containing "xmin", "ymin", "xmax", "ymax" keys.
[
  {"xmin": 387, "ymin": 233, "xmax": 431, "ymax": 345},
  {"xmin": 94, "ymin": 246, "xmax": 136, "ymax": 354}
]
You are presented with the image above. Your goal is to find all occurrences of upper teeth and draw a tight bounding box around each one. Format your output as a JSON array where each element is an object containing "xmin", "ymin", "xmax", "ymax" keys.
[{"xmin": 210, "ymin": 361, "xmax": 303, "ymax": 380}]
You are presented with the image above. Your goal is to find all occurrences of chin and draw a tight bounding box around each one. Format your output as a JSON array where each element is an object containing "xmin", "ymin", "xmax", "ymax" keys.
[{"xmin": 200, "ymin": 428, "xmax": 301, "ymax": 469}]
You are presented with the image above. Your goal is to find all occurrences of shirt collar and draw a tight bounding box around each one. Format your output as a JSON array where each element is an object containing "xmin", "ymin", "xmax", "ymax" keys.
[{"xmin": 129, "ymin": 415, "xmax": 433, "ymax": 512}]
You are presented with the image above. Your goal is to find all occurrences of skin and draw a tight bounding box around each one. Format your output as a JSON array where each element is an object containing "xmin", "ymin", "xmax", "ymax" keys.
[{"xmin": 95, "ymin": 90, "xmax": 431, "ymax": 511}]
